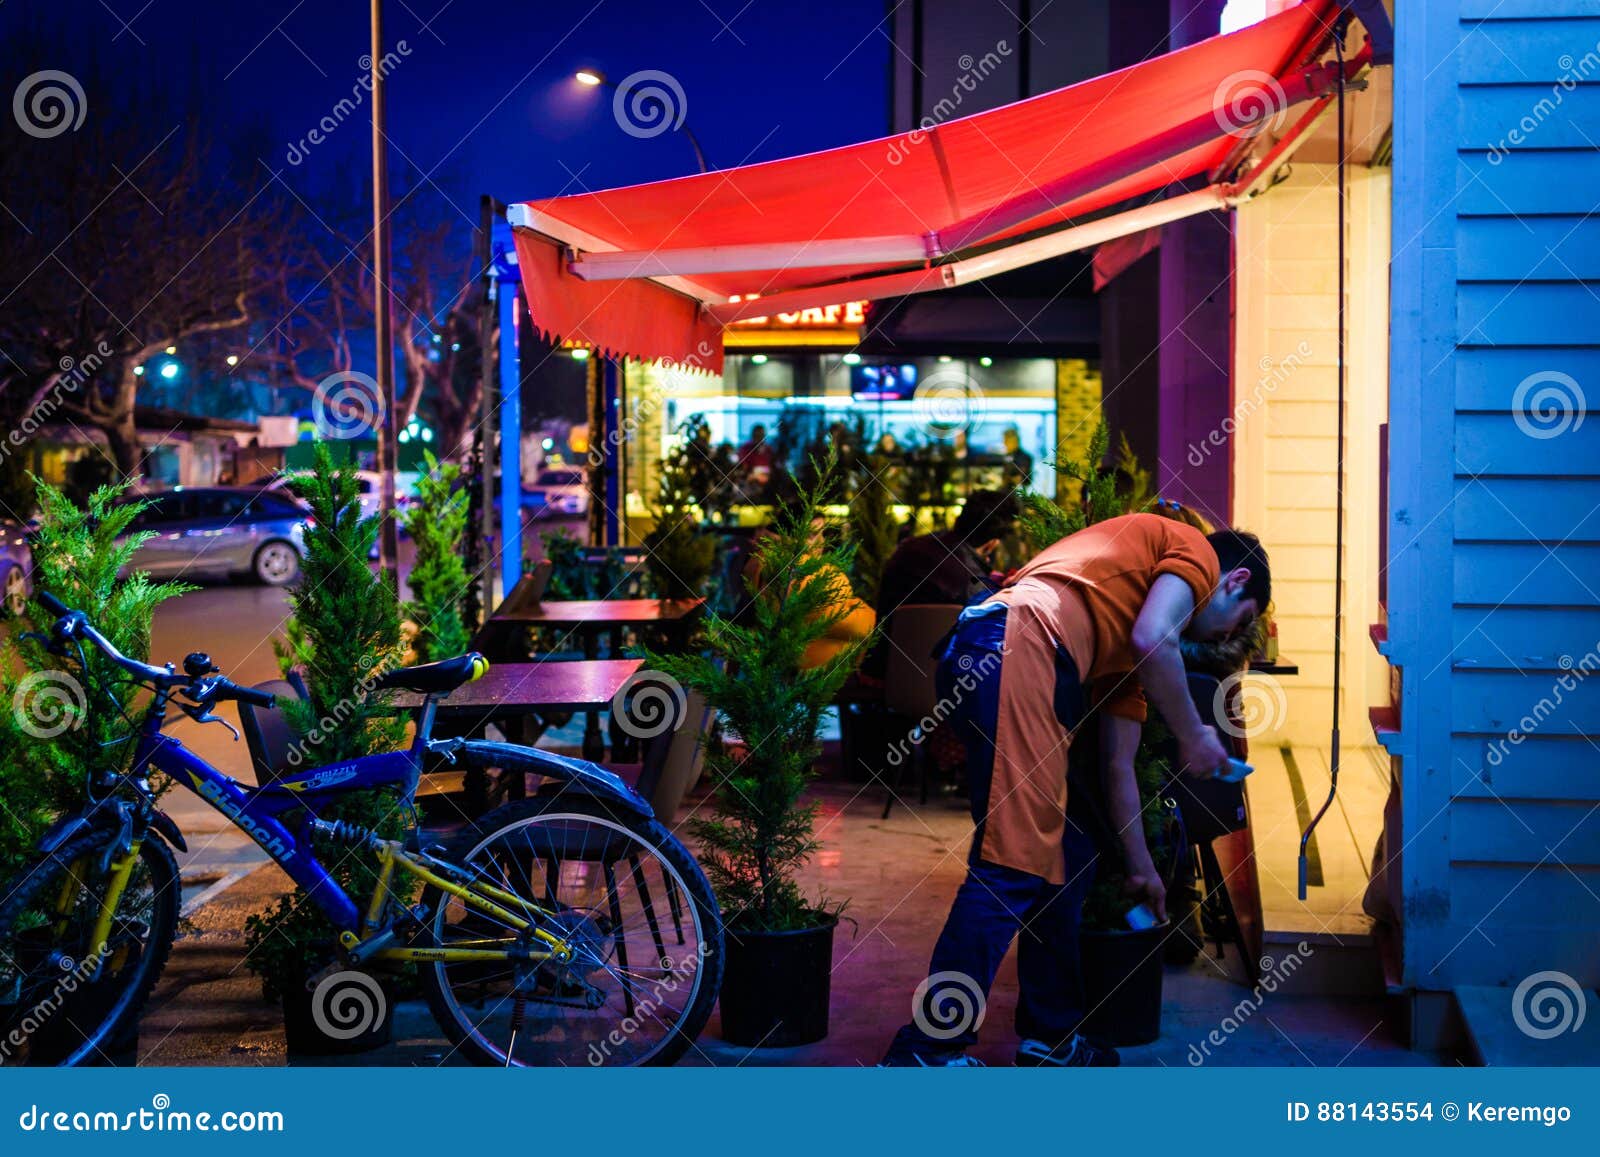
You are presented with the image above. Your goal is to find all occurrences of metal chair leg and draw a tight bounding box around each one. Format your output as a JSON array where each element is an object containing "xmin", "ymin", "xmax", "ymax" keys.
[
  {"xmin": 604, "ymin": 862, "xmax": 635, "ymax": 1018},
  {"xmin": 627, "ymin": 853, "xmax": 668, "ymax": 964}
]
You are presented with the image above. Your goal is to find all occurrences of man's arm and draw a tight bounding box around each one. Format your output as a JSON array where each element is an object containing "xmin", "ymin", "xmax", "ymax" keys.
[
  {"xmin": 1100, "ymin": 713, "xmax": 1166, "ymax": 922},
  {"xmin": 1130, "ymin": 573, "xmax": 1230, "ymax": 779}
]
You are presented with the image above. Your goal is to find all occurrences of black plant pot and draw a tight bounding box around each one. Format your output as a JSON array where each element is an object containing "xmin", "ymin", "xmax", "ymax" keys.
[
  {"xmin": 281, "ymin": 972, "xmax": 393, "ymax": 1057},
  {"xmin": 1078, "ymin": 923, "xmax": 1168, "ymax": 1047},
  {"xmin": 718, "ymin": 915, "xmax": 838, "ymax": 1048}
]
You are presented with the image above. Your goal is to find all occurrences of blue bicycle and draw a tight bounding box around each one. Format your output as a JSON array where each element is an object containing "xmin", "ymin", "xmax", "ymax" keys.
[{"xmin": 0, "ymin": 593, "xmax": 722, "ymax": 1066}]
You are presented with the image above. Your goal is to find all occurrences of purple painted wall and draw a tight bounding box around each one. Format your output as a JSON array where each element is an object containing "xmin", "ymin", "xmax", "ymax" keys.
[{"xmin": 1158, "ymin": 0, "xmax": 1234, "ymax": 526}]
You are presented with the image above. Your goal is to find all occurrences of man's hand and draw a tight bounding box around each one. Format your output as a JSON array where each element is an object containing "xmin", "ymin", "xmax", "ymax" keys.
[
  {"xmin": 1177, "ymin": 724, "xmax": 1231, "ymax": 781},
  {"xmin": 1123, "ymin": 858, "xmax": 1168, "ymax": 924}
]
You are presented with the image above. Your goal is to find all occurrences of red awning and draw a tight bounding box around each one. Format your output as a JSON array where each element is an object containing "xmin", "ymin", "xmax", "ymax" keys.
[{"xmin": 510, "ymin": 1, "xmax": 1353, "ymax": 371}]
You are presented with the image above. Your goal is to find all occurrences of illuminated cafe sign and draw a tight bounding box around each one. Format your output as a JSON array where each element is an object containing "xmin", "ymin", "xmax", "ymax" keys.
[{"xmin": 728, "ymin": 298, "xmax": 868, "ymax": 328}]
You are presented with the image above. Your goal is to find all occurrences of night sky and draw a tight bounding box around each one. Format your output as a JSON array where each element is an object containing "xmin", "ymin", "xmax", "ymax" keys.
[{"xmin": 4, "ymin": 0, "xmax": 890, "ymax": 216}]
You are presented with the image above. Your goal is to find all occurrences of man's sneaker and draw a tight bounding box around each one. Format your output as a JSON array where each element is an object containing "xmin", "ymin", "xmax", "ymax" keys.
[
  {"xmin": 1015, "ymin": 1033, "xmax": 1120, "ymax": 1067},
  {"xmin": 878, "ymin": 1045, "xmax": 987, "ymax": 1067}
]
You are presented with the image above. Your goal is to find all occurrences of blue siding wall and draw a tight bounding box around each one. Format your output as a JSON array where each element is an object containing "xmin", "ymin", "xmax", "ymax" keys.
[{"xmin": 1390, "ymin": 0, "xmax": 1600, "ymax": 989}]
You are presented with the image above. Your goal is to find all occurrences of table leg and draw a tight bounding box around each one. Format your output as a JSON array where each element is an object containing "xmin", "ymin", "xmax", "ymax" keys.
[
  {"xmin": 580, "ymin": 628, "xmax": 607, "ymax": 761},
  {"xmin": 608, "ymin": 624, "xmax": 640, "ymax": 761}
]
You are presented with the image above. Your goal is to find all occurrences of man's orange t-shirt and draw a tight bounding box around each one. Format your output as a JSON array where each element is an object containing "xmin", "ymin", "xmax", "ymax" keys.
[{"xmin": 1004, "ymin": 511, "xmax": 1220, "ymax": 721}]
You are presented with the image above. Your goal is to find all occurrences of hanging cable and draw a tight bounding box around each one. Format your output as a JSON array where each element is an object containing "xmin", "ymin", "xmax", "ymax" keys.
[{"xmin": 1299, "ymin": 17, "xmax": 1351, "ymax": 901}]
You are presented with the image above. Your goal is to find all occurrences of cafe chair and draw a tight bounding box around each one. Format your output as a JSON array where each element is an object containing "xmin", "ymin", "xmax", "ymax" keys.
[
  {"xmin": 525, "ymin": 686, "xmax": 710, "ymax": 1015},
  {"xmin": 237, "ymin": 677, "xmax": 308, "ymax": 786},
  {"xmin": 610, "ymin": 689, "xmax": 713, "ymax": 831},
  {"xmin": 880, "ymin": 603, "xmax": 962, "ymax": 819}
]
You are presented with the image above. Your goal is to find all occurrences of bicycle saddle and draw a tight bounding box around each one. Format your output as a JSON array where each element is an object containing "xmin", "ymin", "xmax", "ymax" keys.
[{"xmin": 374, "ymin": 652, "xmax": 489, "ymax": 695}]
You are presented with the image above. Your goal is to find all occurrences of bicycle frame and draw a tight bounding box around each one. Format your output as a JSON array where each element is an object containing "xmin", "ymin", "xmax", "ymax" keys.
[{"xmin": 121, "ymin": 704, "xmax": 570, "ymax": 965}]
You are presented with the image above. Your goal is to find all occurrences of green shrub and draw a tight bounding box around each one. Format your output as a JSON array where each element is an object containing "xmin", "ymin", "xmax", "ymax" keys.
[
  {"xmin": 642, "ymin": 456, "xmax": 863, "ymax": 931},
  {"xmin": 402, "ymin": 451, "xmax": 472, "ymax": 662},
  {"xmin": 0, "ymin": 478, "xmax": 190, "ymax": 879},
  {"xmin": 642, "ymin": 422, "xmax": 717, "ymax": 600}
]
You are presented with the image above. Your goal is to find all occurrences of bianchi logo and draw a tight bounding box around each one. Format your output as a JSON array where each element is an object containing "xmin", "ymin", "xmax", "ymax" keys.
[{"xmin": 197, "ymin": 777, "xmax": 293, "ymax": 861}]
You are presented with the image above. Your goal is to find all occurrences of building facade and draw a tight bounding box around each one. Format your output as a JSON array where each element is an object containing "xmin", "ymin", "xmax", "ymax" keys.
[{"xmin": 1385, "ymin": 0, "xmax": 1600, "ymax": 1026}]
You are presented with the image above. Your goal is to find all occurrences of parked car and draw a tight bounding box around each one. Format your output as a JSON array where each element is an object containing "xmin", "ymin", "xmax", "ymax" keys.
[
  {"xmin": 524, "ymin": 466, "xmax": 590, "ymax": 518},
  {"xmin": 0, "ymin": 520, "xmax": 32, "ymax": 617},
  {"xmin": 262, "ymin": 469, "xmax": 419, "ymax": 524},
  {"xmin": 118, "ymin": 488, "xmax": 310, "ymax": 586}
]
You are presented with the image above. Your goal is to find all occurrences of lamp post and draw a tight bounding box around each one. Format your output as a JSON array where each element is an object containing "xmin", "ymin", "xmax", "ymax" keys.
[
  {"xmin": 573, "ymin": 68, "xmax": 709, "ymax": 174},
  {"xmin": 371, "ymin": 0, "xmax": 400, "ymax": 579}
]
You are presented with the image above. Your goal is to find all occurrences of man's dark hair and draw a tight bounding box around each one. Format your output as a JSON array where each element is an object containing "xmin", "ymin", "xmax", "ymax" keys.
[
  {"xmin": 952, "ymin": 489, "xmax": 1021, "ymax": 543},
  {"xmin": 1206, "ymin": 529, "xmax": 1272, "ymax": 610}
]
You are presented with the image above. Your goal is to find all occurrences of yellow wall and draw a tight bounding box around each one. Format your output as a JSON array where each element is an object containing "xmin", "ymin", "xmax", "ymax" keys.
[{"xmin": 1232, "ymin": 164, "xmax": 1390, "ymax": 745}]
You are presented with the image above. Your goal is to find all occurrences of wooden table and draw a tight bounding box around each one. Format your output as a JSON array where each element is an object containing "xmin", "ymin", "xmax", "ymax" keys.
[
  {"xmin": 393, "ymin": 658, "xmax": 643, "ymax": 769},
  {"xmin": 489, "ymin": 597, "xmax": 704, "ymax": 632},
  {"xmin": 486, "ymin": 599, "xmax": 704, "ymax": 757},
  {"xmin": 390, "ymin": 658, "xmax": 642, "ymax": 719}
]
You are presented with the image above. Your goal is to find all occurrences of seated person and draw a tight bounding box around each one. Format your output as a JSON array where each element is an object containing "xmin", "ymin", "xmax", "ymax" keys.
[
  {"xmin": 864, "ymin": 490, "xmax": 1020, "ymax": 679},
  {"xmin": 742, "ymin": 498, "xmax": 875, "ymax": 672}
]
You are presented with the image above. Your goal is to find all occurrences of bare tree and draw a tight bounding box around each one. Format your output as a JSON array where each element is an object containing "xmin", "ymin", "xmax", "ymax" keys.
[
  {"xmin": 0, "ymin": 60, "xmax": 290, "ymax": 478},
  {"xmin": 259, "ymin": 185, "xmax": 482, "ymax": 462}
]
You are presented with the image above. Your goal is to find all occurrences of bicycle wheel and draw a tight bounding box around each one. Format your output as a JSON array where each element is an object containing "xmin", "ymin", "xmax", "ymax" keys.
[
  {"xmin": 0, "ymin": 830, "xmax": 179, "ymax": 1066},
  {"xmin": 420, "ymin": 794, "xmax": 722, "ymax": 1067}
]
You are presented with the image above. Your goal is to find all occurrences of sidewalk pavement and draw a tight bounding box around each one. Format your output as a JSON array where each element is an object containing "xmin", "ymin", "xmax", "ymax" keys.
[{"xmin": 136, "ymin": 782, "xmax": 1437, "ymax": 1068}]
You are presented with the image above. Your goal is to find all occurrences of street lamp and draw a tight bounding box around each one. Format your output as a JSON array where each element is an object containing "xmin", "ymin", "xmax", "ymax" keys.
[{"xmin": 572, "ymin": 67, "xmax": 709, "ymax": 174}]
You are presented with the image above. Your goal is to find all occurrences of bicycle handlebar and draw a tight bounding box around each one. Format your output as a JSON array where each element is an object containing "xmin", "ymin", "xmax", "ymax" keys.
[{"xmin": 34, "ymin": 592, "xmax": 273, "ymax": 708}]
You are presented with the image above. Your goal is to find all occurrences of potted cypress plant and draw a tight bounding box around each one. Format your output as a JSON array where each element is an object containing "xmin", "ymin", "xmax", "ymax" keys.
[
  {"xmin": 642, "ymin": 459, "xmax": 861, "ymax": 1046},
  {"xmin": 243, "ymin": 446, "xmax": 410, "ymax": 1055},
  {"xmin": 0, "ymin": 477, "xmax": 190, "ymax": 1062}
]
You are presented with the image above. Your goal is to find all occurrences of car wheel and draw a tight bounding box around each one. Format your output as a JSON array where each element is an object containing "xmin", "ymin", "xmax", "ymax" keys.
[
  {"xmin": 1, "ymin": 565, "xmax": 25, "ymax": 617},
  {"xmin": 252, "ymin": 540, "xmax": 301, "ymax": 586}
]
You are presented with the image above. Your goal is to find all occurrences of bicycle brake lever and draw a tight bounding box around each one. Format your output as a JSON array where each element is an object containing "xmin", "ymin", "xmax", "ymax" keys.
[{"xmin": 189, "ymin": 708, "xmax": 241, "ymax": 742}]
